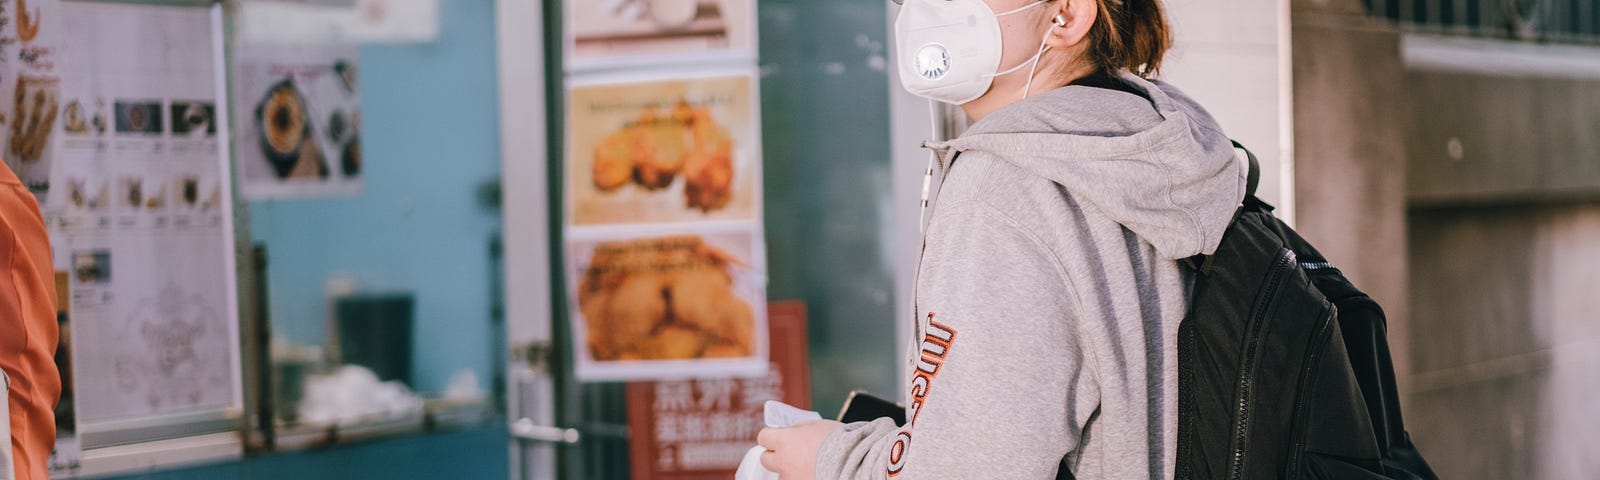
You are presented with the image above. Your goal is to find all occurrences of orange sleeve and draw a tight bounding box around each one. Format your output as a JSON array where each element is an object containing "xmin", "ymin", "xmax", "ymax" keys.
[{"xmin": 0, "ymin": 165, "xmax": 60, "ymax": 480}]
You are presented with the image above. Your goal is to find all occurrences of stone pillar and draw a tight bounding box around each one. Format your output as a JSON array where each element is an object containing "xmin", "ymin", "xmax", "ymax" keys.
[{"xmin": 1290, "ymin": 0, "xmax": 1413, "ymax": 376}]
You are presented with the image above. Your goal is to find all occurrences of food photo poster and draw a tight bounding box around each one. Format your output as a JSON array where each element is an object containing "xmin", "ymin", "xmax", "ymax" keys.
[
  {"xmin": 565, "ymin": 228, "xmax": 769, "ymax": 381},
  {"xmin": 565, "ymin": 69, "xmax": 760, "ymax": 226},
  {"xmin": 565, "ymin": 0, "xmax": 756, "ymax": 71},
  {"xmin": 232, "ymin": 43, "xmax": 362, "ymax": 200}
]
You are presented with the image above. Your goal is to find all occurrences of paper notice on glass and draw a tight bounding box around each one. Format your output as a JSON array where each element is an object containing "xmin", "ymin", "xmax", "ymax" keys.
[
  {"xmin": 233, "ymin": 43, "xmax": 362, "ymax": 200},
  {"xmin": 566, "ymin": 0, "xmax": 755, "ymax": 71},
  {"xmin": 566, "ymin": 69, "xmax": 761, "ymax": 226},
  {"xmin": 51, "ymin": 2, "xmax": 241, "ymax": 427},
  {"xmin": 566, "ymin": 226, "xmax": 769, "ymax": 382}
]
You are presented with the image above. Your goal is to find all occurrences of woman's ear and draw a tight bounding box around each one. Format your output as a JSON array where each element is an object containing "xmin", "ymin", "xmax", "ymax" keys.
[{"xmin": 1045, "ymin": 0, "xmax": 1097, "ymax": 50}]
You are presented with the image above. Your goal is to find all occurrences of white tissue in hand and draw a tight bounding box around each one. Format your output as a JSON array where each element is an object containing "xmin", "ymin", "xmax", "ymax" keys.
[
  {"xmin": 734, "ymin": 446, "xmax": 776, "ymax": 480},
  {"xmin": 763, "ymin": 400, "xmax": 821, "ymax": 428},
  {"xmin": 734, "ymin": 401, "xmax": 823, "ymax": 480}
]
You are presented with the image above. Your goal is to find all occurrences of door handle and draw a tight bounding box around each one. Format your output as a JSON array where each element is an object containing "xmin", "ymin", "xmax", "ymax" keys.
[
  {"xmin": 514, "ymin": 341, "xmax": 551, "ymax": 371},
  {"xmin": 510, "ymin": 417, "xmax": 580, "ymax": 445}
]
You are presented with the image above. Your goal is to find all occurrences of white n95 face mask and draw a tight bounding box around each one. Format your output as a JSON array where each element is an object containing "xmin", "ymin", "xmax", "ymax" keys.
[{"xmin": 895, "ymin": 0, "xmax": 1059, "ymax": 105}]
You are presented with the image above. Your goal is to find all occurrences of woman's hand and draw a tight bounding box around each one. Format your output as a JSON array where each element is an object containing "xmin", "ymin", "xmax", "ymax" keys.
[{"xmin": 757, "ymin": 420, "xmax": 843, "ymax": 479}]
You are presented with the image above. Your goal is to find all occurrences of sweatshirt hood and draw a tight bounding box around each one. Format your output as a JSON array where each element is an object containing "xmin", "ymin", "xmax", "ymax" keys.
[{"xmin": 927, "ymin": 71, "xmax": 1246, "ymax": 259}]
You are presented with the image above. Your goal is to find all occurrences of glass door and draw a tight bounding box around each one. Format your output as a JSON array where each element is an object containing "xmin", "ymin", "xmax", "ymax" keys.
[{"xmin": 504, "ymin": 1, "xmax": 902, "ymax": 478}]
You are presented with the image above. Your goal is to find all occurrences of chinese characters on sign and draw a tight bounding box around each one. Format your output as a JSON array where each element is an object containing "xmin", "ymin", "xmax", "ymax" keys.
[{"xmin": 627, "ymin": 302, "xmax": 810, "ymax": 480}]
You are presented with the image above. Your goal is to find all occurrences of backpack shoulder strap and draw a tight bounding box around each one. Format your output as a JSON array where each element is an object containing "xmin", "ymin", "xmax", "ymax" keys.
[
  {"xmin": 1184, "ymin": 141, "xmax": 1264, "ymax": 272},
  {"xmin": 1232, "ymin": 140, "xmax": 1261, "ymax": 199}
]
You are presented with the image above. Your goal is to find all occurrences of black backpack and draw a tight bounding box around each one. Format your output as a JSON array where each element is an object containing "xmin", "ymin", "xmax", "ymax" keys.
[{"xmin": 1171, "ymin": 144, "xmax": 1437, "ymax": 480}]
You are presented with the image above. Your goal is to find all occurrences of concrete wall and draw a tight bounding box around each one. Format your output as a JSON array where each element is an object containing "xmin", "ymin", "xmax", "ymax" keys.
[
  {"xmin": 1402, "ymin": 36, "xmax": 1600, "ymax": 479},
  {"xmin": 1405, "ymin": 36, "xmax": 1600, "ymax": 205},
  {"xmin": 1289, "ymin": 0, "xmax": 1414, "ymax": 374},
  {"xmin": 1405, "ymin": 204, "xmax": 1600, "ymax": 480}
]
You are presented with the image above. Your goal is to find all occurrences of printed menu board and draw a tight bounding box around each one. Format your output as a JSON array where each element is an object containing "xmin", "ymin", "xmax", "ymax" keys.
[{"xmin": 47, "ymin": 3, "xmax": 241, "ymax": 470}]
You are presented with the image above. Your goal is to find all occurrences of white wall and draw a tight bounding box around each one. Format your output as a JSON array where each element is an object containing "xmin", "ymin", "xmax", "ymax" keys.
[{"xmin": 1161, "ymin": 0, "xmax": 1295, "ymax": 217}]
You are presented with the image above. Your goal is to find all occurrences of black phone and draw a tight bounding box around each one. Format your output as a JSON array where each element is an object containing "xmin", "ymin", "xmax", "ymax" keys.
[{"xmin": 837, "ymin": 390, "xmax": 907, "ymax": 427}]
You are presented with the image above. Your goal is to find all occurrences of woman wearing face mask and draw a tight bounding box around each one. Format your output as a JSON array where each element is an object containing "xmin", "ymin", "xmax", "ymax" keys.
[{"xmin": 757, "ymin": 0, "xmax": 1247, "ymax": 478}]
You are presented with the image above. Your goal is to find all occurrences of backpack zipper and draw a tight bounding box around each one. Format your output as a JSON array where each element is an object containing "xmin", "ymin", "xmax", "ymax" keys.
[
  {"xmin": 1284, "ymin": 304, "xmax": 1338, "ymax": 480},
  {"xmin": 1176, "ymin": 318, "xmax": 1197, "ymax": 480},
  {"xmin": 1229, "ymin": 248, "xmax": 1297, "ymax": 480},
  {"xmin": 1300, "ymin": 262, "xmax": 1336, "ymax": 271}
]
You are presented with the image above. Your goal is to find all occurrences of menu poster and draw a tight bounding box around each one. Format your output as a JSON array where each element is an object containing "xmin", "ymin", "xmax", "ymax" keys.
[
  {"xmin": 562, "ymin": 15, "xmax": 767, "ymax": 385},
  {"xmin": 566, "ymin": 227, "xmax": 769, "ymax": 382},
  {"xmin": 232, "ymin": 43, "xmax": 362, "ymax": 200},
  {"xmin": 0, "ymin": 0, "xmax": 63, "ymax": 202},
  {"xmin": 627, "ymin": 302, "xmax": 810, "ymax": 479},
  {"xmin": 50, "ymin": 1, "xmax": 240, "ymax": 447},
  {"xmin": 566, "ymin": 70, "xmax": 760, "ymax": 226},
  {"xmin": 565, "ymin": 0, "xmax": 755, "ymax": 70}
]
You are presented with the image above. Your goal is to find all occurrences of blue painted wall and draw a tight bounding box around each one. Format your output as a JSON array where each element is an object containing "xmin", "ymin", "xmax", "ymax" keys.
[
  {"xmin": 248, "ymin": 0, "xmax": 501, "ymax": 397},
  {"xmin": 97, "ymin": 1, "xmax": 512, "ymax": 478}
]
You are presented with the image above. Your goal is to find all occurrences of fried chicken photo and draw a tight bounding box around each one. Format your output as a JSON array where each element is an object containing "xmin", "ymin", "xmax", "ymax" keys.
[
  {"xmin": 631, "ymin": 115, "xmax": 690, "ymax": 189},
  {"xmin": 604, "ymin": 273, "xmax": 671, "ymax": 349},
  {"xmin": 577, "ymin": 236, "xmax": 756, "ymax": 362},
  {"xmin": 586, "ymin": 100, "xmax": 740, "ymax": 213},
  {"xmin": 592, "ymin": 129, "xmax": 637, "ymax": 191},
  {"xmin": 667, "ymin": 267, "xmax": 753, "ymax": 354},
  {"xmin": 682, "ymin": 107, "xmax": 736, "ymax": 211},
  {"xmin": 639, "ymin": 326, "xmax": 706, "ymax": 360}
]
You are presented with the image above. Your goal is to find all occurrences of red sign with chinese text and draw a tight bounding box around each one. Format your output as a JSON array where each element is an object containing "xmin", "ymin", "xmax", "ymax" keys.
[{"xmin": 627, "ymin": 302, "xmax": 811, "ymax": 480}]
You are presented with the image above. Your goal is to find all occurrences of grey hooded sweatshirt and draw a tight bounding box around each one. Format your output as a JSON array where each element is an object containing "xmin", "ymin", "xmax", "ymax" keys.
[{"xmin": 816, "ymin": 71, "xmax": 1247, "ymax": 479}]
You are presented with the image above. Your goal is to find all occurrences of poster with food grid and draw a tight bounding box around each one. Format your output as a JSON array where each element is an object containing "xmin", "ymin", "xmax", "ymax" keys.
[{"xmin": 48, "ymin": 2, "xmax": 242, "ymax": 471}]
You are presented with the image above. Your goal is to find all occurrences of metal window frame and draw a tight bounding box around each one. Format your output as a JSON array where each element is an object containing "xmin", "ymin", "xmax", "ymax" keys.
[{"xmin": 1369, "ymin": 0, "xmax": 1600, "ymax": 44}]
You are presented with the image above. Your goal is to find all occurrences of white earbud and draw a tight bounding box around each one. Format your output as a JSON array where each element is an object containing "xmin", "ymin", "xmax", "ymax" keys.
[{"xmin": 1053, "ymin": 14, "xmax": 1067, "ymax": 27}]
